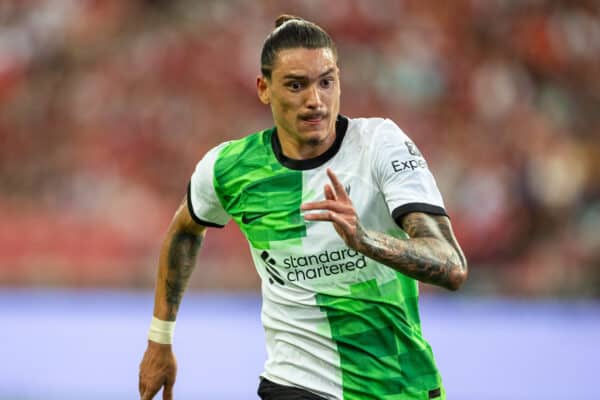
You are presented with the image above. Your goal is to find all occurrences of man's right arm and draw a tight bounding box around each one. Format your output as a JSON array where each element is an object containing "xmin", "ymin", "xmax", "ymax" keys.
[
  {"xmin": 139, "ymin": 196, "xmax": 207, "ymax": 400},
  {"xmin": 154, "ymin": 196, "xmax": 207, "ymax": 322}
]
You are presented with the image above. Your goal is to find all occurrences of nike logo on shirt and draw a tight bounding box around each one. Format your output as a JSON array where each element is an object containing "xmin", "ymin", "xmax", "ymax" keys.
[{"xmin": 242, "ymin": 212, "xmax": 269, "ymax": 224}]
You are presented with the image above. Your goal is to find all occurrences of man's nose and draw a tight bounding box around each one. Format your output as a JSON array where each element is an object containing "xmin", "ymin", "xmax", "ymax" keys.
[{"xmin": 305, "ymin": 85, "xmax": 323, "ymax": 108}]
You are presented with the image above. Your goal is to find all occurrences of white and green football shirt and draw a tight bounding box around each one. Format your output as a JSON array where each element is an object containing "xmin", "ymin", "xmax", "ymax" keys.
[{"xmin": 188, "ymin": 116, "xmax": 447, "ymax": 400}]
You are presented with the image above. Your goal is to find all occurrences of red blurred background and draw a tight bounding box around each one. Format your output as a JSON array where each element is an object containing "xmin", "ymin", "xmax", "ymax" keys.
[{"xmin": 1, "ymin": 0, "xmax": 598, "ymax": 296}]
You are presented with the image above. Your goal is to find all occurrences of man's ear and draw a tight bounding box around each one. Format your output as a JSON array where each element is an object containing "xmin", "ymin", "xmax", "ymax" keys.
[{"xmin": 257, "ymin": 75, "xmax": 270, "ymax": 105}]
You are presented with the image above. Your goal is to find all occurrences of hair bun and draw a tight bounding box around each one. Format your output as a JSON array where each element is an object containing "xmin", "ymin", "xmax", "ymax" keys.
[{"xmin": 275, "ymin": 14, "xmax": 303, "ymax": 28}]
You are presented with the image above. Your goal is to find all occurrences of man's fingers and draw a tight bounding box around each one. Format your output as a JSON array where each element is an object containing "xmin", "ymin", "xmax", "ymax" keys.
[
  {"xmin": 140, "ymin": 382, "xmax": 161, "ymax": 400},
  {"xmin": 142, "ymin": 387, "xmax": 160, "ymax": 400},
  {"xmin": 163, "ymin": 375, "xmax": 175, "ymax": 400},
  {"xmin": 303, "ymin": 211, "xmax": 332, "ymax": 221},
  {"xmin": 304, "ymin": 210, "xmax": 354, "ymax": 233},
  {"xmin": 324, "ymin": 183, "xmax": 336, "ymax": 201},
  {"xmin": 326, "ymin": 168, "xmax": 349, "ymax": 200},
  {"xmin": 303, "ymin": 211, "xmax": 352, "ymax": 228},
  {"xmin": 302, "ymin": 200, "xmax": 349, "ymax": 213},
  {"xmin": 138, "ymin": 375, "xmax": 148, "ymax": 398},
  {"xmin": 163, "ymin": 384, "xmax": 173, "ymax": 400}
]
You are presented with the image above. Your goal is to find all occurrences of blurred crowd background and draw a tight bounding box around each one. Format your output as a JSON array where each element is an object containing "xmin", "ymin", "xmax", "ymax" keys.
[{"xmin": 0, "ymin": 0, "xmax": 598, "ymax": 297}]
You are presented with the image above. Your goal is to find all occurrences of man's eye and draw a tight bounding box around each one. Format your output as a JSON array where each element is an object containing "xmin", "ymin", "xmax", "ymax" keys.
[
  {"xmin": 320, "ymin": 78, "xmax": 333, "ymax": 88},
  {"xmin": 288, "ymin": 82, "xmax": 302, "ymax": 90}
]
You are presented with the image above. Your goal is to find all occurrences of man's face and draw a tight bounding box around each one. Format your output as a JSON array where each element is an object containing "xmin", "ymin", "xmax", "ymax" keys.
[{"xmin": 257, "ymin": 47, "xmax": 340, "ymax": 152}]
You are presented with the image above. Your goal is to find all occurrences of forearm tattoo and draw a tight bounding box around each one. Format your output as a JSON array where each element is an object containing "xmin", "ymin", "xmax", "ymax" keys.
[
  {"xmin": 358, "ymin": 213, "xmax": 467, "ymax": 290},
  {"xmin": 165, "ymin": 231, "xmax": 203, "ymax": 320}
]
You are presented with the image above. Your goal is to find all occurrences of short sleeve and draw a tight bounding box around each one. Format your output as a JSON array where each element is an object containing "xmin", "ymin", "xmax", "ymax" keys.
[
  {"xmin": 372, "ymin": 119, "xmax": 447, "ymax": 225},
  {"xmin": 187, "ymin": 143, "xmax": 232, "ymax": 228}
]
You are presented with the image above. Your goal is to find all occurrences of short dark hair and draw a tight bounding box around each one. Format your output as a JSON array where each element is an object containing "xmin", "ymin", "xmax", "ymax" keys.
[{"xmin": 260, "ymin": 14, "xmax": 338, "ymax": 79}]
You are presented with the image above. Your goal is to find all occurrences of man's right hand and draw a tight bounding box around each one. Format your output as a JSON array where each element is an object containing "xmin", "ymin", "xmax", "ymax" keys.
[{"xmin": 139, "ymin": 341, "xmax": 177, "ymax": 400}]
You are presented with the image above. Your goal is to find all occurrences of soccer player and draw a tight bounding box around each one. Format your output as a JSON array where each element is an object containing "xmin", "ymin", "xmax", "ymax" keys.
[{"xmin": 139, "ymin": 15, "xmax": 467, "ymax": 400}]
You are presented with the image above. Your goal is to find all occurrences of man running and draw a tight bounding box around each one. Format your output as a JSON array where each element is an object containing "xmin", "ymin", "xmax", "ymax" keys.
[{"xmin": 139, "ymin": 15, "xmax": 467, "ymax": 400}]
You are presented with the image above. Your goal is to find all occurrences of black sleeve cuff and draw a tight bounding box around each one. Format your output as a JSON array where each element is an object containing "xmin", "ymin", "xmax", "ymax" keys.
[
  {"xmin": 186, "ymin": 182, "xmax": 225, "ymax": 228},
  {"xmin": 392, "ymin": 202, "xmax": 448, "ymax": 227}
]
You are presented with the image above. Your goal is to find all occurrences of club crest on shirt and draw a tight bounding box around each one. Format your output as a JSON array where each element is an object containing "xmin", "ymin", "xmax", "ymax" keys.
[{"xmin": 404, "ymin": 141, "xmax": 423, "ymax": 157}]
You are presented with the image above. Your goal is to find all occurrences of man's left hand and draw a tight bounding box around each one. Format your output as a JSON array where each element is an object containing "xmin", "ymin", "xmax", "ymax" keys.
[{"xmin": 301, "ymin": 168, "xmax": 365, "ymax": 250}]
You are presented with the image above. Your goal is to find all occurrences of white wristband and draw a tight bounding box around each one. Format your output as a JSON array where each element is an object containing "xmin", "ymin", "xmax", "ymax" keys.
[{"xmin": 148, "ymin": 317, "xmax": 176, "ymax": 344}]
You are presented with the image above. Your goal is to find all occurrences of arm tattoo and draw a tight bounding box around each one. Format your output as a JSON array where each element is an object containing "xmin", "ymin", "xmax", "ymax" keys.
[
  {"xmin": 165, "ymin": 230, "xmax": 203, "ymax": 320},
  {"xmin": 357, "ymin": 213, "xmax": 467, "ymax": 290}
]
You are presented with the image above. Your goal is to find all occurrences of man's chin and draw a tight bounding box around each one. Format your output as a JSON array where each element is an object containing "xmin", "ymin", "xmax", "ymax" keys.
[
  {"xmin": 305, "ymin": 136, "xmax": 325, "ymax": 147},
  {"xmin": 299, "ymin": 129, "xmax": 329, "ymax": 147}
]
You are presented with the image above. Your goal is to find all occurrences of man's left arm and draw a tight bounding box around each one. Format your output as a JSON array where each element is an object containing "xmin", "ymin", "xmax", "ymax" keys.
[
  {"xmin": 302, "ymin": 168, "xmax": 468, "ymax": 291},
  {"xmin": 355, "ymin": 212, "xmax": 467, "ymax": 291}
]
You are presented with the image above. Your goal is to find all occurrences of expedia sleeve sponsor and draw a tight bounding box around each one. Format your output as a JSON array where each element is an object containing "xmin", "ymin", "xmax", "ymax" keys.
[
  {"xmin": 391, "ymin": 158, "xmax": 428, "ymax": 173},
  {"xmin": 372, "ymin": 120, "xmax": 446, "ymax": 218},
  {"xmin": 281, "ymin": 248, "xmax": 368, "ymax": 282}
]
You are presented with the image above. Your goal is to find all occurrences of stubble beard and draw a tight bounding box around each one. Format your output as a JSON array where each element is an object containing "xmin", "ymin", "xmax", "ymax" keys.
[
  {"xmin": 302, "ymin": 118, "xmax": 334, "ymax": 148},
  {"xmin": 305, "ymin": 135, "xmax": 326, "ymax": 147}
]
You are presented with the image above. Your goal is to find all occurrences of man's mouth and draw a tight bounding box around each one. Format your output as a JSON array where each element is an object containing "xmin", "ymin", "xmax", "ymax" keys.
[{"xmin": 300, "ymin": 113, "xmax": 327, "ymax": 124}]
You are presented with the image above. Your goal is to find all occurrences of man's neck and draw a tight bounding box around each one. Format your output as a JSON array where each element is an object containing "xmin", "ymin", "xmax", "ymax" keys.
[{"xmin": 277, "ymin": 131, "xmax": 337, "ymax": 160}]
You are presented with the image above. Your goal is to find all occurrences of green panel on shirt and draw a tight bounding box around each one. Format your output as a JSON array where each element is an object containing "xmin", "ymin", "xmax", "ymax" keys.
[
  {"xmin": 316, "ymin": 275, "xmax": 443, "ymax": 400},
  {"xmin": 213, "ymin": 129, "xmax": 305, "ymax": 249}
]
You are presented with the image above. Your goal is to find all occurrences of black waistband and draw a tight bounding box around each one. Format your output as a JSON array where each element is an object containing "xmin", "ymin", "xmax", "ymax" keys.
[
  {"xmin": 258, "ymin": 377, "xmax": 441, "ymax": 399},
  {"xmin": 258, "ymin": 377, "xmax": 327, "ymax": 400}
]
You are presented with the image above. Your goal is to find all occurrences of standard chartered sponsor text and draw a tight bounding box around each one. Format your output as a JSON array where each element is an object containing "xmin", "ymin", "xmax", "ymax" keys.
[{"xmin": 282, "ymin": 248, "xmax": 367, "ymax": 282}]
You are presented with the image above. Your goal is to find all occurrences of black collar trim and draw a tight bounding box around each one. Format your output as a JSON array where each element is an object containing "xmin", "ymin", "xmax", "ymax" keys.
[{"xmin": 271, "ymin": 115, "xmax": 349, "ymax": 170}]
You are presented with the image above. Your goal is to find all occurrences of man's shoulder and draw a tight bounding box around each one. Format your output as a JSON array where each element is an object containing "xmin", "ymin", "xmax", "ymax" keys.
[
  {"xmin": 347, "ymin": 116, "xmax": 387, "ymax": 131},
  {"xmin": 345, "ymin": 116, "xmax": 409, "ymax": 147},
  {"xmin": 214, "ymin": 128, "xmax": 273, "ymax": 158},
  {"xmin": 347, "ymin": 116, "xmax": 405, "ymax": 136},
  {"xmin": 194, "ymin": 127, "xmax": 273, "ymax": 178},
  {"xmin": 211, "ymin": 128, "xmax": 276, "ymax": 186}
]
